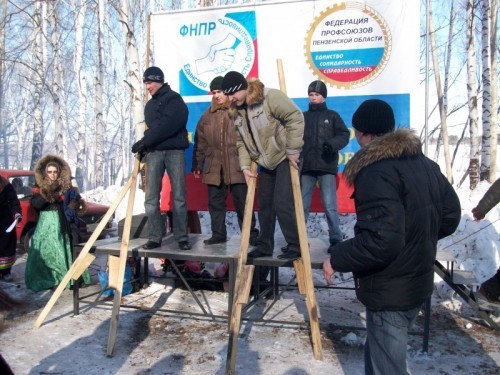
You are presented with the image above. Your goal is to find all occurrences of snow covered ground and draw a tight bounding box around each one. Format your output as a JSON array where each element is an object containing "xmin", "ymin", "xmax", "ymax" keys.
[{"xmin": 0, "ymin": 172, "xmax": 498, "ymax": 374}]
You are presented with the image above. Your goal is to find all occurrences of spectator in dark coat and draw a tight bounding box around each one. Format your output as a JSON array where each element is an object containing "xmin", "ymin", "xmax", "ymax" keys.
[
  {"xmin": 0, "ymin": 176, "xmax": 22, "ymax": 281},
  {"xmin": 298, "ymin": 80, "xmax": 350, "ymax": 253},
  {"xmin": 323, "ymin": 99, "xmax": 461, "ymax": 375},
  {"xmin": 472, "ymin": 178, "xmax": 500, "ymax": 302}
]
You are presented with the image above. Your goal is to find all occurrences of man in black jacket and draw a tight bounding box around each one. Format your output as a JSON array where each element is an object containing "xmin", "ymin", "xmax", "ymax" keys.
[
  {"xmin": 297, "ymin": 80, "xmax": 349, "ymax": 253},
  {"xmin": 132, "ymin": 66, "xmax": 191, "ymax": 250},
  {"xmin": 323, "ymin": 99, "xmax": 461, "ymax": 374}
]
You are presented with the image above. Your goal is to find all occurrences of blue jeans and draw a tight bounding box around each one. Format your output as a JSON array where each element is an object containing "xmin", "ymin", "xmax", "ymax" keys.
[
  {"xmin": 145, "ymin": 150, "xmax": 188, "ymax": 243},
  {"xmin": 364, "ymin": 306, "xmax": 421, "ymax": 375},
  {"xmin": 301, "ymin": 172, "xmax": 342, "ymax": 244}
]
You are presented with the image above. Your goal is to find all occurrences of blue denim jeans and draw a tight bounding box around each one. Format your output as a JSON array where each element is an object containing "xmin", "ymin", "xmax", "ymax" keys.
[
  {"xmin": 145, "ymin": 150, "xmax": 188, "ymax": 243},
  {"xmin": 301, "ymin": 172, "xmax": 342, "ymax": 244},
  {"xmin": 364, "ymin": 306, "xmax": 421, "ymax": 375}
]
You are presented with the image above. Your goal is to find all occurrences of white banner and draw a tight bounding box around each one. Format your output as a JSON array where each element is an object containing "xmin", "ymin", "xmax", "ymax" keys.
[{"xmin": 150, "ymin": 0, "xmax": 420, "ymax": 171}]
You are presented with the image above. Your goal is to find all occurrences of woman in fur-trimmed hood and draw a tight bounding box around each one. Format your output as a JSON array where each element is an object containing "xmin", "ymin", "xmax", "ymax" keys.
[
  {"xmin": 34, "ymin": 154, "xmax": 72, "ymax": 202},
  {"xmin": 25, "ymin": 154, "xmax": 90, "ymax": 292}
]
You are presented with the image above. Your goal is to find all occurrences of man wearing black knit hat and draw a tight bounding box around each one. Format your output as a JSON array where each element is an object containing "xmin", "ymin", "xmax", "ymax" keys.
[
  {"xmin": 291, "ymin": 80, "xmax": 350, "ymax": 255},
  {"xmin": 131, "ymin": 66, "xmax": 191, "ymax": 251},
  {"xmin": 191, "ymin": 76, "xmax": 259, "ymax": 245},
  {"xmin": 221, "ymin": 70, "xmax": 304, "ymax": 261},
  {"xmin": 323, "ymin": 99, "xmax": 461, "ymax": 374}
]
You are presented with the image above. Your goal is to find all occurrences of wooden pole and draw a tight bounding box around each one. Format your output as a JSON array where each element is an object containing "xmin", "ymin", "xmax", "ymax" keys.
[
  {"xmin": 277, "ymin": 58, "xmax": 323, "ymax": 359},
  {"xmin": 226, "ymin": 161, "xmax": 257, "ymax": 375},
  {"xmin": 107, "ymin": 157, "xmax": 141, "ymax": 356}
]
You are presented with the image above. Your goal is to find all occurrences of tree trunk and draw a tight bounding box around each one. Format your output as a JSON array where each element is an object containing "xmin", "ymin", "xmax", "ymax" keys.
[
  {"xmin": 75, "ymin": 0, "xmax": 87, "ymax": 190},
  {"xmin": 117, "ymin": 0, "xmax": 145, "ymax": 148},
  {"xmin": 429, "ymin": 2, "xmax": 453, "ymax": 182},
  {"xmin": 94, "ymin": 0, "xmax": 106, "ymax": 188},
  {"xmin": 30, "ymin": 1, "xmax": 44, "ymax": 170},
  {"xmin": 480, "ymin": 0, "xmax": 492, "ymax": 181},
  {"xmin": 489, "ymin": 0, "xmax": 498, "ymax": 182},
  {"xmin": 466, "ymin": 0, "xmax": 480, "ymax": 190},
  {"xmin": 0, "ymin": 0, "xmax": 6, "ymax": 168},
  {"xmin": 49, "ymin": 1, "xmax": 65, "ymax": 158}
]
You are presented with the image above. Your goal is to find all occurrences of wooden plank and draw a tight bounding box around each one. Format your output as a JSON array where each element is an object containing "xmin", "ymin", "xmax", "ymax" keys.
[
  {"xmin": 290, "ymin": 165, "xmax": 323, "ymax": 360},
  {"xmin": 226, "ymin": 162, "xmax": 258, "ymax": 375},
  {"xmin": 452, "ymin": 270, "xmax": 481, "ymax": 287},
  {"xmin": 235, "ymin": 265, "xmax": 254, "ymax": 304},
  {"xmin": 294, "ymin": 259, "xmax": 306, "ymax": 294},
  {"xmin": 107, "ymin": 255, "xmax": 120, "ymax": 289},
  {"xmin": 34, "ymin": 170, "xmax": 134, "ymax": 329},
  {"xmin": 71, "ymin": 253, "xmax": 96, "ymax": 280},
  {"xmin": 107, "ymin": 157, "xmax": 141, "ymax": 356}
]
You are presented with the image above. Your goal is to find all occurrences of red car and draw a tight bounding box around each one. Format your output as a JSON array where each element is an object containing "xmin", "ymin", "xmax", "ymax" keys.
[{"xmin": 0, "ymin": 169, "xmax": 113, "ymax": 250}]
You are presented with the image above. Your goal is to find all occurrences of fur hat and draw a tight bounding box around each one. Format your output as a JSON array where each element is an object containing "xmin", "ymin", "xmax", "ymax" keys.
[
  {"xmin": 308, "ymin": 80, "xmax": 327, "ymax": 98},
  {"xmin": 143, "ymin": 66, "xmax": 164, "ymax": 83},
  {"xmin": 352, "ymin": 99, "xmax": 395, "ymax": 135},
  {"xmin": 222, "ymin": 71, "xmax": 248, "ymax": 94},
  {"xmin": 210, "ymin": 76, "xmax": 224, "ymax": 92}
]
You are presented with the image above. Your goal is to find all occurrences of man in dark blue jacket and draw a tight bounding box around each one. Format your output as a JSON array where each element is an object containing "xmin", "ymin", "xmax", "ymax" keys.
[
  {"xmin": 132, "ymin": 66, "xmax": 191, "ymax": 250},
  {"xmin": 323, "ymin": 99, "xmax": 461, "ymax": 375}
]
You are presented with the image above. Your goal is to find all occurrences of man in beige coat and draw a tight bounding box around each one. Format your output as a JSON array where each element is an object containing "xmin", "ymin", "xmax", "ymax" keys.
[
  {"xmin": 222, "ymin": 71, "xmax": 304, "ymax": 260},
  {"xmin": 192, "ymin": 76, "xmax": 258, "ymax": 245}
]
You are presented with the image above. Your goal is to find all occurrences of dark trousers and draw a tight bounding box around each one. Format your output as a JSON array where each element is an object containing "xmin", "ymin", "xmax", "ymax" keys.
[
  {"xmin": 207, "ymin": 182, "xmax": 258, "ymax": 240},
  {"xmin": 257, "ymin": 160, "xmax": 299, "ymax": 254}
]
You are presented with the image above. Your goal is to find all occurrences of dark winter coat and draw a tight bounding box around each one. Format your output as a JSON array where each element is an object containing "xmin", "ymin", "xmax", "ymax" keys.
[
  {"xmin": 143, "ymin": 83, "xmax": 189, "ymax": 151},
  {"xmin": 330, "ymin": 129, "xmax": 461, "ymax": 311},
  {"xmin": 0, "ymin": 176, "xmax": 21, "ymax": 229},
  {"xmin": 301, "ymin": 102, "xmax": 350, "ymax": 174},
  {"xmin": 0, "ymin": 176, "xmax": 21, "ymax": 258},
  {"xmin": 473, "ymin": 178, "xmax": 500, "ymax": 217},
  {"xmin": 192, "ymin": 97, "xmax": 245, "ymax": 186},
  {"xmin": 228, "ymin": 78, "xmax": 304, "ymax": 170}
]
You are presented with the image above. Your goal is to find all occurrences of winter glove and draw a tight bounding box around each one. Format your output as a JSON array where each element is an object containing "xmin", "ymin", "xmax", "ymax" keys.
[
  {"xmin": 472, "ymin": 207, "xmax": 485, "ymax": 221},
  {"xmin": 191, "ymin": 166, "xmax": 202, "ymax": 174},
  {"xmin": 14, "ymin": 213, "xmax": 22, "ymax": 222},
  {"xmin": 322, "ymin": 142, "xmax": 333, "ymax": 155},
  {"xmin": 131, "ymin": 138, "xmax": 146, "ymax": 154}
]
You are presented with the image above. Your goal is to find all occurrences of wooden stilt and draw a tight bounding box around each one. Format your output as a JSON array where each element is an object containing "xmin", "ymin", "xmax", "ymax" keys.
[
  {"xmin": 226, "ymin": 59, "xmax": 324, "ymax": 373},
  {"xmin": 107, "ymin": 157, "xmax": 141, "ymax": 356},
  {"xmin": 290, "ymin": 165, "xmax": 323, "ymax": 360},
  {"xmin": 226, "ymin": 162, "xmax": 258, "ymax": 375}
]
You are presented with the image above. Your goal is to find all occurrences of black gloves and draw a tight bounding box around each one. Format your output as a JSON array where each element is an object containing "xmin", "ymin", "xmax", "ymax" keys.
[
  {"xmin": 132, "ymin": 138, "xmax": 146, "ymax": 154},
  {"xmin": 322, "ymin": 142, "xmax": 333, "ymax": 154}
]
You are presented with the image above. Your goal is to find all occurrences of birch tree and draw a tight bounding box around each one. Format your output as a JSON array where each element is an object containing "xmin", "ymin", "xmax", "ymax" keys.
[
  {"xmin": 94, "ymin": 0, "xmax": 106, "ymax": 188},
  {"xmin": 115, "ymin": 0, "xmax": 145, "ymax": 141},
  {"xmin": 30, "ymin": 1, "xmax": 44, "ymax": 170},
  {"xmin": 74, "ymin": 0, "xmax": 87, "ymax": 190},
  {"xmin": 48, "ymin": 0, "xmax": 65, "ymax": 157},
  {"xmin": 466, "ymin": 0, "xmax": 480, "ymax": 189},
  {"xmin": 488, "ymin": 0, "xmax": 498, "ymax": 182},
  {"xmin": 0, "ymin": 0, "xmax": 6, "ymax": 167},
  {"xmin": 429, "ymin": 1, "xmax": 453, "ymax": 182}
]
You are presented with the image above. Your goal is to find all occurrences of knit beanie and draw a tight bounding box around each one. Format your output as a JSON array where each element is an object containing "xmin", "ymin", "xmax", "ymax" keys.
[
  {"xmin": 143, "ymin": 66, "xmax": 164, "ymax": 83},
  {"xmin": 210, "ymin": 76, "xmax": 224, "ymax": 91},
  {"xmin": 222, "ymin": 71, "xmax": 248, "ymax": 94},
  {"xmin": 308, "ymin": 80, "xmax": 327, "ymax": 98},
  {"xmin": 352, "ymin": 99, "xmax": 395, "ymax": 135}
]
